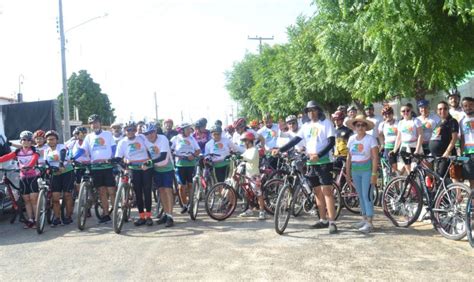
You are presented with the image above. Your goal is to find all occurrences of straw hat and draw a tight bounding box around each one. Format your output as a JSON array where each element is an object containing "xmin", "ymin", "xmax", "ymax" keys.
[{"xmin": 347, "ymin": 114, "xmax": 375, "ymax": 131}]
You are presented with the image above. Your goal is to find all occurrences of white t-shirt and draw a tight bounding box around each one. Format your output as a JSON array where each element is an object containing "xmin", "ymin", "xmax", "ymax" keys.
[
  {"xmin": 449, "ymin": 108, "xmax": 466, "ymax": 124},
  {"xmin": 44, "ymin": 144, "xmax": 68, "ymax": 167},
  {"xmin": 67, "ymin": 139, "xmax": 90, "ymax": 163},
  {"xmin": 366, "ymin": 115, "xmax": 382, "ymax": 137},
  {"xmin": 460, "ymin": 116, "xmax": 474, "ymax": 155},
  {"xmin": 297, "ymin": 119, "xmax": 335, "ymax": 164},
  {"xmin": 276, "ymin": 130, "xmax": 305, "ymax": 151},
  {"xmin": 113, "ymin": 134, "xmax": 124, "ymax": 145},
  {"xmin": 347, "ymin": 134, "xmax": 378, "ymax": 163},
  {"xmin": 35, "ymin": 144, "xmax": 49, "ymax": 165},
  {"xmin": 242, "ymin": 147, "xmax": 259, "ymax": 177},
  {"xmin": 204, "ymin": 137, "xmax": 236, "ymax": 163},
  {"xmin": 397, "ymin": 118, "xmax": 422, "ymax": 148},
  {"xmin": 257, "ymin": 124, "xmax": 279, "ymax": 150},
  {"xmin": 146, "ymin": 134, "xmax": 172, "ymax": 168},
  {"xmin": 115, "ymin": 135, "xmax": 150, "ymax": 163},
  {"xmin": 82, "ymin": 131, "xmax": 115, "ymax": 162},
  {"xmin": 378, "ymin": 120, "xmax": 398, "ymax": 149},
  {"xmin": 232, "ymin": 128, "xmax": 259, "ymax": 154},
  {"xmin": 416, "ymin": 114, "xmax": 440, "ymax": 144},
  {"xmin": 170, "ymin": 134, "xmax": 200, "ymax": 167}
]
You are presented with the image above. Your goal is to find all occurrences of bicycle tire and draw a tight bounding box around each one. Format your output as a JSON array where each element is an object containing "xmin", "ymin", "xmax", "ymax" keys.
[
  {"xmin": 113, "ymin": 183, "xmax": 127, "ymax": 234},
  {"xmin": 432, "ymin": 183, "xmax": 470, "ymax": 240},
  {"xmin": 274, "ymin": 183, "xmax": 295, "ymax": 235},
  {"xmin": 382, "ymin": 176, "xmax": 422, "ymax": 227},
  {"xmin": 189, "ymin": 180, "xmax": 200, "ymax": 220},
  {"xmin": 77, "ymin": 182, "xmax": 90, "ymax": 231},
  {"xmin": 153, "ymin": 188, "xmax": 164, "ymax": 219},
  {"xmin": 60, "ymin": 196, "xmax": 67, "ymax": 222},
  {"xmin": 292, "ymin": 185, "xmax": 305, "ymax": 217},
  {"xmin": 466, "ymin": 191, "xmax": 474, "ymax": 248},
  {"xmin": 35, "ymin": 189, "xmax": 47, "ymax": 234},
  {"xmin": 333, "ymin": 183, "xmax": 343, "ymax": 220},
  {"xmin": 173, "ymin": 176, "xmax": 184, "ymax": 208},
  {"xmin": 341, "ymin": 182, "xmax": 360, "ymax": 214},
  {"xmin": 205, "ymin": 182, "xmax": 237, "ymax": 221},
  {"xmin": 124, "ymin": 185, "xmax": 132, "ymax": 222},
  {"xmin": 262, "ymin": 178, "xmax": 284, "ymax": 215}
]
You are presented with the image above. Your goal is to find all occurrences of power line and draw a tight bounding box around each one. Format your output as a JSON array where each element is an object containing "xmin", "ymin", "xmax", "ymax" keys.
[{"xmin": 247, "ymin": 35, "xmax": 274, "ymax": 54}]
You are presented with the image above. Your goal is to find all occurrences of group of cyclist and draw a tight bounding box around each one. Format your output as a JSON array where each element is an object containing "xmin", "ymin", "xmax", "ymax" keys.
[{"xmin": 1, "ymin": 89, "xmax": 473, "ymax": 236}]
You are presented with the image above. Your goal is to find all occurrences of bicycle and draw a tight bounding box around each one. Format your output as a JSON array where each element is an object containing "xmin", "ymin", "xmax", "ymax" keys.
[
  {"xmin": 112, "ymin": 162, "xmax": 134, "ymax": 234},
  {"xmin": 189, "ymin": 154, "xmax": 219, "ymax": 220},
  {"xmin": 382, "ymin": 152, "xmax": 471, "ymax": 240},
  {"xmin": 35, "ymin": 166, "xmax": 59, "ymax": 234},
  {"xmin": 204, "ymin": 155, "xmax": 274, "ymax": 221},
  {"xmin": 466, "ymin": 189, "xmax": 474, "ymax": 247},
  {"xmin": 0, "ymin": 168, "xmax": 27, "ymax": 224},
  {"xmin": 274, "ymin": 154, "xmax": 342, "ymax": 235}
]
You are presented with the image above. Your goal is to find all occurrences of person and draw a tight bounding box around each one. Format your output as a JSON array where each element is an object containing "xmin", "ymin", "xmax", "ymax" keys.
[
  {"xmin": 364, "ymin": 103, "xmax": 383, "ymax": 138},
  {"xmin": 44, "ymin": 130, "xmax": 75, "ymax": 226},
  {"xmin": 282, "ymin": 115, "xmax": 305, "ymax": 152},
  {"xmin": 80, "ymin": 114, "xmax": 116, "ymax": 223},
  {"xmin": 67, "ymin": 127, "xmax": 90, "ymax": 192},
  {"xmin": 332, "ymin": 110, "xmax": 353, "ymax": 159},
  {"xmin": 224, "ymin": 125, "xmax": 235, "ymax": 140},
  {"xmin": 274, "ymin": 100, "xmax": 338, "ymax": 234},
  {"xmin": 378, "ymin": 106, "xmax": 398, "ymax": 173},
  {"xmin": 170, "ymin": 122, "xmax": 201, "ymax": 214},
  {"xmin": 257, "ymin": 113, "xmax": 279, "ymax": 151},
  {"xmin": 0, "ymin": 131, "xmax": 40, "ymax": 228},
  {"xmin": 110, "ymin": 122, "xmax": 124, "ymax": 145},
  {"xmin": 136, "ymin": 121, "xmax": 145, "ymax": 135},
  {"xmin": 406, "ymin": 103, "xmax": 417, "ymax": 119},
  {"xmin": 459, "ymin": 97, "xmax": 474, "ymax": 189},
  {"xmin": 163, "ymin": 119, "xmax": 178, "ymax": 141},
  {"xmin": 249, "ymin": 120, "xmax": 259, "ymax": 131},
  {"xmin": 391, "ymin": 104, "xmax": 423, "ymax": 174},
  {"xmin": 116, "ymin": 122, "xmax": 154, "ymax": 226},
  {"xmin": 416, "ymin": 99, "xmax": 440, "ymax": 155},
  {"xmin": 346, "ymin": 115, "xmax": 379, "ymax": 233},
  {"xmin": 33, "ymin": 130, "xmax": 48, "ymax": 165},
  {"xmin": 447, "ymin": 89, "xmax": 466, "ymax": 155},
  {"xmin": 205, "ymin": 125, "xmax": 237, "ymax": 183},
  {"xmin": 143, "ymin": 122, "xmax": 175, "ymax": 227},
  {"xmin": 238, "ymin": 132, "xmax": 266, "ymax": 220},
  {"xmin": 429, "ymin": 101, "xmax": 459, "ymax": 177},
  {"xmin": 193, "ymin": 118, "xmax": 211, "ymax": 153},
  {"xmin": 337, "ymin": 105, "xmax": 347, "ymax": 117},
  {"xmin": 232, "ymin": 118, "xmax": 265, "ymax": 154},
  {"xmin": 214, "ymin": 120, "xmax": 223, "ymax": 128},
  {"xmin": 344, "ymin": 105, "xmax": 357, "ymax": 127}
]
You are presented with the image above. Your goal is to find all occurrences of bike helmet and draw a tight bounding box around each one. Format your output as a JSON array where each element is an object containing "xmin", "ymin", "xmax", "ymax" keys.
[
  {"xmin": 337, "ymin": 105, "xmax": 347, "ymax": 112},
  {"xmin": 73, "ymin": 126, "xmax": 88, "ymax": 135},
  {"xmin": 381, "ymin": 105, "xmax": 394, "ymax": 115},
  {"xmin": 33, "ymin": 130, "xmax": 46, "ymax": 139},
  {"xmin": 348, "ymin": 105, "xmax": 357, "ymax": 112},
  {"xmin": 195, "ymin": 118, "xmax": 207, "ymax": 128},
  {"xmin": 179, "ymin": 122, "xmax": 192, "ymax": 129},
  {"xmin": 285, "ymin": 115, "xmax": 297, "ymax": 123},
  {"xmin": 45, "ymin": 130, "xmax": 59, "ymax": 139},
  {"xmin": 143, "ymin": 122, "xmax": 157, "ymax": 134},
  {"xmin": 164, "ymin": 118, "xmax": 173, "ymax": 124},
  {"xmin": 239, "ymin": 132, "xmax": 255, "ymax": 142},
  {"xmin": 19, "ymin": 130, "xmax": 33, "ymax": 140},
  {"xmin": 331, "ymin": 111, "xmax": 344, "ymax": 120},
  {"xmin": 447, "ymin": 88, "xmax": 460, "ymax": 98},
  {"xmin": 110, "ymin": 122, "xmax": 122, "ymax": 129},
  {"xmin": 209, "ymin": 125, "xmax": 222, "ymax": 134},
  {"xmin": 249, "ymin": 119, "xmax": 258, "ymax": 128},
  {"xmin": 124, "ymin": 121, "xmax": 137, "ymax": 130},
  {"xmin": 88, "ymin": 114, "xmax": 101, "ymax": 124},
  {"xmin": 304, "ymin": 100, "xmax": 319, "ymax": 113},
  {"xmin": 214, "ymin": 120, "xmax": 223, "ymax": 127},
  {"xmin": 233, "ymin": 118, "xmax": 246, "ymax": 129}
]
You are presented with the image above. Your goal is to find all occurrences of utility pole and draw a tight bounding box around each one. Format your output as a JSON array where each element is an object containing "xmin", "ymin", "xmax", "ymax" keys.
[
  {"xmin": 154, "ymin": 91, "xmax": 158, "ymax": 121},
  {"xmin": 248, "ymin": 35, "xmax": 274, "ymax": 54},
  {"xmin": 59, "ymin": 0, "xmax": 70, "ymax": 140}
]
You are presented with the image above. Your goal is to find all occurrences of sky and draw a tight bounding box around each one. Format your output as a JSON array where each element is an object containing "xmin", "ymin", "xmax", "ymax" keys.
[{"xmin": 0, "ymin": 0, "xmax": 315, "ymax": 126}]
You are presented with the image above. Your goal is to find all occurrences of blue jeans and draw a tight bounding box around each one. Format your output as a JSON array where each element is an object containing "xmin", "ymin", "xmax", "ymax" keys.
[{"xmin": 351, "ymin": 169, "xmax": 374, "ymax": 217}]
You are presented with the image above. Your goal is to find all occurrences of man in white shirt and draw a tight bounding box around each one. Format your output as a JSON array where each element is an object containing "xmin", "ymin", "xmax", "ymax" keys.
[{"xmin": 364, "ymin": 103, "xmax": 382, "ymax": 138}]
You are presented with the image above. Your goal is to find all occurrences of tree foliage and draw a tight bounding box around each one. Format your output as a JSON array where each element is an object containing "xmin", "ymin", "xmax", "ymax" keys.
[
  {"xmin": 58, "ymin": 70, "xmax": 115, "ymax": 125},
  {"xmin": 226, "ymin": 0, "xmax": 474, "ymax": 119}
]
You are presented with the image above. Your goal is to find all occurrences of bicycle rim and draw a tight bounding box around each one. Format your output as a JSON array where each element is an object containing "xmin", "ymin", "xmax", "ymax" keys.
[
  {"xmin": 263, "ymin": 179, "xmax": 284, "ymax": 215},
  {"xmin": 433, "ymin": 183, "xmax": 470, "ymax": 240},
  {"xmin": 274, "ymin": 184, "xmax": 293, "ymax": 235},
  {"xmin": 77, "ymin": 182, "xmax": 89, "ymax": 231},
  {"xmin": 466, "ymin": 192, "xmax": 474, "ymax": 247},
  {"xmin": 205, "ymin": 183, "xmax": 236, "ymax": 221},
  {"xmin": 382, "ymin": 176, "xmax": 422, "ymax": 227},
  {"xmin": 341, "ymin": 182, "xmax": 360, "ymax": 214},
  {"xmin": 36, "ymin": 190, "xmax": 46, "ymax": 234},
  {"xmin": 292, "ymin": 185, "xmax": 305, "ymax": 217},
  {"xmin": 113, "ymin": 184, "xmax": 125, "ymax": 234}
]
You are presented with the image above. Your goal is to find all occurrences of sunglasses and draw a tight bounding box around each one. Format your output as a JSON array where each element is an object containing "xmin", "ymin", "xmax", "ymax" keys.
[
  {"xmin": 437, "ymin": 107, "xmax": 448, "ymax": 111},
  {"xmin": 401, "ymin": 109, "xmax": 411, "ymax": 113},
  {"xmin": 306, "ymin": 108, "xmax": 317, "ymax": 113},
  {"xmin": 355, "ymin": 123, "xmax": 367, "ymax": 128},
  {"xmin": 46, "ymin": 138, "xmax": 56, "ymax": 141},
  {"xmin": 287, "ymin": 121, "xmax": 296, "ymax": 125},
  {"xmin": 126, "ymin": 128, "xmax": 136, "ymax": 132},
  {"xmin": 21, "ymin": 138, "xmax": 32, "ymax": 142}
]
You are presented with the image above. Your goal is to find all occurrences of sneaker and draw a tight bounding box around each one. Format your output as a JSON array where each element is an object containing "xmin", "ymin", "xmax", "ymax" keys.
[
  {"xmin": 51, "ymin": 218, "xmax": 61, "ymax": 227},
  {"xmin": 309, "ymin": 221, "xmax": 329, "ymax": 229},
  {"xmin": 352, "ymin": 221, "xmax": 366, "ymax": 229},
  {"xmin": 258, "ymin": 211, "xmax": 267, "ymax": 220},
  {"xmin": 180, "ymin": 205, "xmax": 188, "ymax": 214},
  {"xmin": 329, "ymin": 223, "xmax": 338, "ymax": 234},
  {"xmin": 99, "ymin": 215, "xmax": 111, "ymax": 224},
  {"xmin": 165, "ymin": 216, "xmax": 174, "ymax": 228},
  {"xmin": 63, "ymin": 217, "xmax": 73, "ymax": 225},
  {"xmin": 145, "ymin": 217, "xmax": 153, "ymax": 226},
  {"xmin": 156, "ymin": 215, "xmax": 168, "ymax": 225},
  {"xmin": 24, "ymin": 219, "xmax": 34, "ymax": 229},
  {"xmin": 239, "ymin": 209, "xmax": 254, "ymax": 217},
  {"xmin": 134, "ymin": 218, "xmax": 146, "ymax": 226},
  {"xmin": 358, "ymin": 222, "xmax": 373, "ymax": 234}
]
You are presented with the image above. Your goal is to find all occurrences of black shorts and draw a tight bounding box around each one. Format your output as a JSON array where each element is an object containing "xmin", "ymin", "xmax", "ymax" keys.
[
  {"xmin": 400, "ymin": 147, "xmax": 416, "ymax": 165},
  {"xmin": 462, "ymin": 154, "xmax": 474, "ymax": 180},
  {"xmin": 305, "ymin": 163, "xmax": 333, "ymax": 187},
  {"xmin": 214, "ymin": 166, "xmax": 229, "ymax": 183},
  {"xmin": 433, "ymin": 158, "xmax": 450, "ymax": 179},
  {"xmin": 422, "ymin": 144, "xmax": 430, "ymax": 156},
  {"xmin": 383, "ymin": 149, "xmax": 398, "ymax": 166},
  {"xmin": 74, "ymin": 168, "xmax": 85, "ymax": 184},
  {"xmin": 19, "ymin": 176, "xmax": 39, "ymax": 195},
  {"xmin": 91, "ymin": 168, "xmax": 116, "ymax": 188},
  {"xmin": 176, "ymin": 166, "xmax": 194, "ymax": 185},
  {"xmin": 51, "ymin": 171, "xmax": 75, "ymax": 193}
]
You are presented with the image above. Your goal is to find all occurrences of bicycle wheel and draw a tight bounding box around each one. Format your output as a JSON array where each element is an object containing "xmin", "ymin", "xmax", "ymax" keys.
[
  {"xmin": 274, "ymin": 183, "xmax": 295, "ymax": 235},
  {"xmin": 341, "ymin": 182, "xmax": 360, "ymax": 214},
  {"xmin": 382, "ymin": 176, "xmax": 422, "ymax": 227},
  {"xmin": 332, "ymin": 183, "xmax": 343, "ymax": 220},
  {"xmin": 466, "ymin": 191, "xmax": 474, "ymax": 248},
  {"xmin": 292, "ymin": 185, "xmax": 306, "ymax": 217},
  {"xmin": 262, "ymin": 178, "xmax": 284, "ymax": 215},
  {"xmin": 77, "ymin": 182, "xmax": 90, "ymax": 231},
  {"xmin": 433, "ymin": 183, "xmax": 470, "ymax": 240},
  {"xmin": 113, "ymin": 183, "xmax": 127, "ymax": 234},
  {"xmin": 205, "ymin": 182, "xmax": 237, "ymax": 221},
  {"xmin": 60, "ymin": 196, "xmax": 67, "ymax": 222},
  {"xmin": 189, "ymin": 180, "xmax": 201, "ymax": 220},
  {"xmin": 153, "ymin": 188, "xmax": 164, "ymax": 219},
  {"xmin": 173, "ymin": 176, "xmax": 184, "ymax": 208},
  {"xmin": 124, "ymin": 185, "xmax": 133, "ymax": 222},
  {"xmin": 35, "ymin": 189, "xmax": 47, "ymax": 234}
]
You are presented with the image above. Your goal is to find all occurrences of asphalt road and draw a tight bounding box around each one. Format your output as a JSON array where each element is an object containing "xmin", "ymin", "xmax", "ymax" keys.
[{"xmin": 0, "ymin": 206, "xmax": 472, "ymax": 281}]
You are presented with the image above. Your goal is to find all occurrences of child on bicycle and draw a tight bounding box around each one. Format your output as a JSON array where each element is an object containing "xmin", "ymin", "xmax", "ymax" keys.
[{"xmin": 239, "ymin": 132, "xmax": 266, "ymax": 220}]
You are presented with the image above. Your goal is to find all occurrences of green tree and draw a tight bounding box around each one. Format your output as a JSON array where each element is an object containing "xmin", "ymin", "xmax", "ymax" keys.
[{"xmin": 58, "ymin": 70, "xmax": 115, "ymax": 125}]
